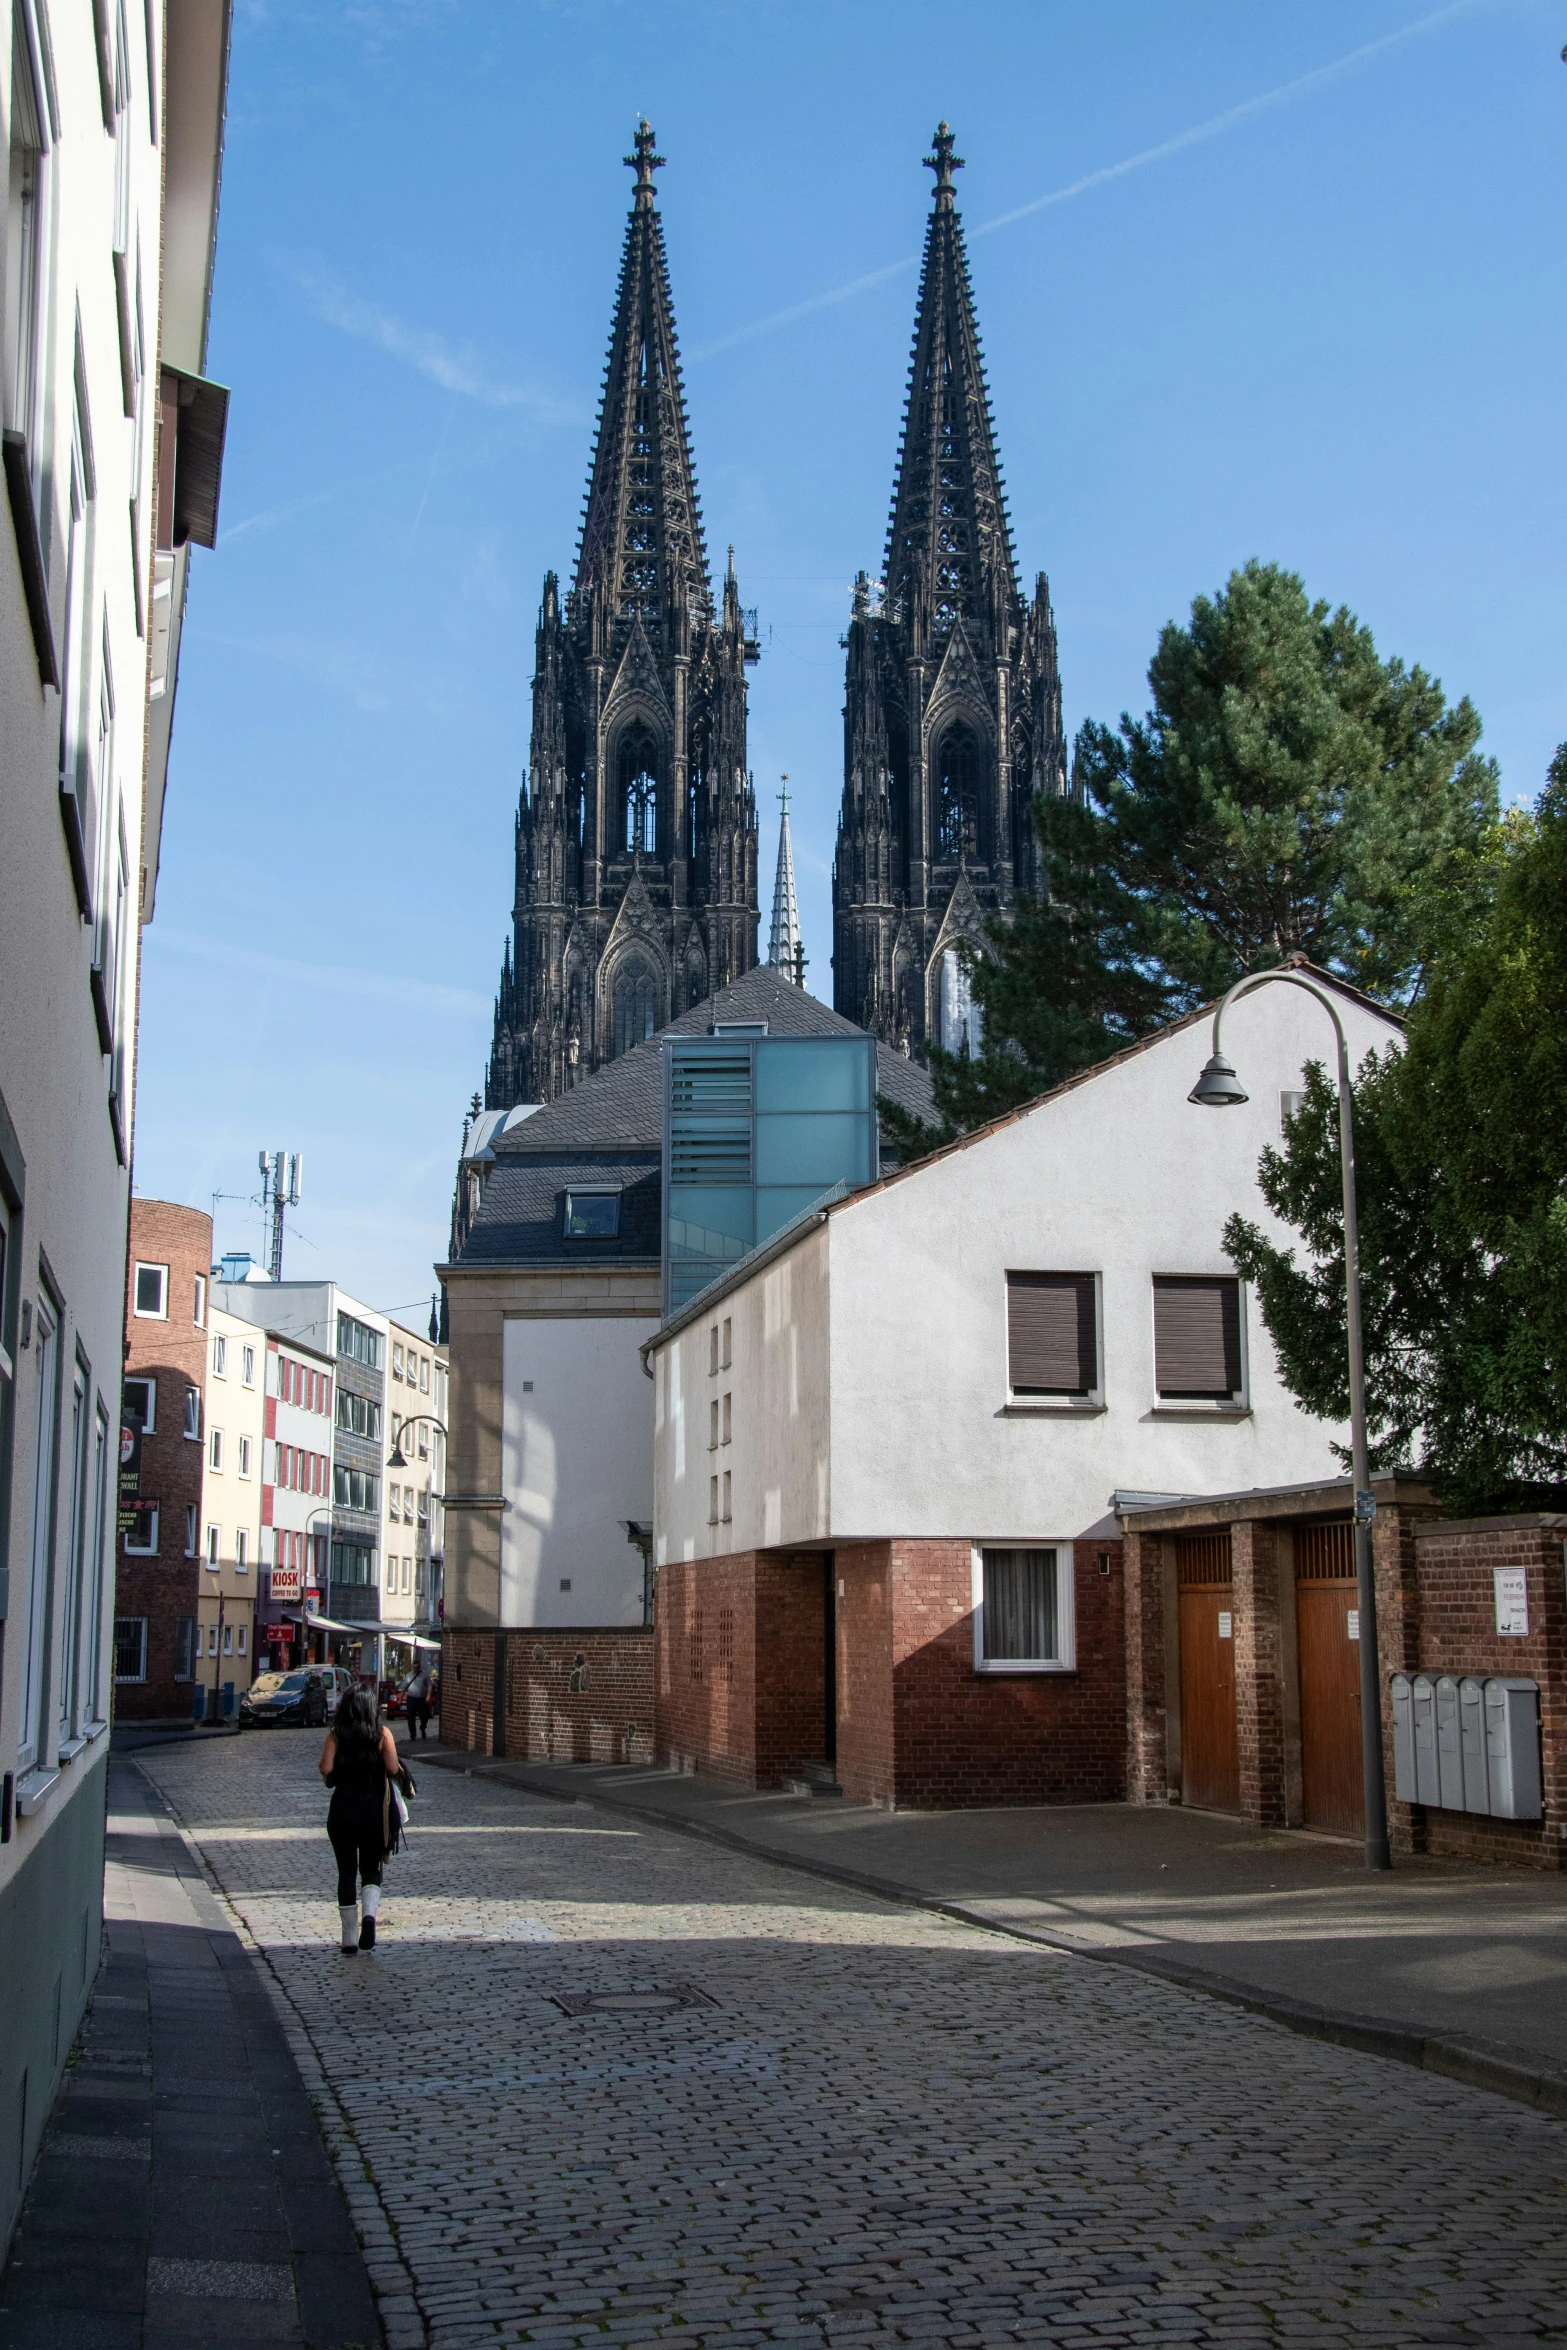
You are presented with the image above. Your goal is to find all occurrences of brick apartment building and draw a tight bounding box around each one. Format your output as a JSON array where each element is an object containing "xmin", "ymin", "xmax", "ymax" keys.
[{"xmin": 118, "ymin": 1202, "xmax": 213, "ymax": 1720}]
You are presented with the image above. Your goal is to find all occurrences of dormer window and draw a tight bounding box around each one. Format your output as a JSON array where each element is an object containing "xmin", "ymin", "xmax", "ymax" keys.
[{"xmin": 564, "ymin": 1190, "xmax": 620, "ymax": 1240}]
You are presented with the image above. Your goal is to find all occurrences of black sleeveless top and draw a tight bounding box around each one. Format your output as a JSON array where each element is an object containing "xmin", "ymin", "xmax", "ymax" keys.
[{"xmin": 329, "ymin": 1730, "xmax": 387, "ymax": 1825}]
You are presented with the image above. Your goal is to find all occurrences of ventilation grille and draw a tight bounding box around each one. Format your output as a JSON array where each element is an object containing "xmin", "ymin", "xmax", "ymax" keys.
[
  {"xmin": 670, "ymin": 1050, "xmax": 751, "ymax": 1111},
  {"xmin": 1295, "ymin": 1520, "xmax": 1355, "ymax": 1581},
  {"xmin": 1176, "ymin": 1532, "xmax": 1233, "ymax": 1587}
]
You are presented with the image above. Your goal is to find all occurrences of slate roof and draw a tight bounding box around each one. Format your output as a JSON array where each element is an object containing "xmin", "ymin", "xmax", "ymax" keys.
[{"xmin": 455, "ymin": 967, "xmax": 937, "ymax": 1270}]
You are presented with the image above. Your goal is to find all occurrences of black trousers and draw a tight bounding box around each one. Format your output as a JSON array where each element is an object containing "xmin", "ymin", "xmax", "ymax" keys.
[
  {"xmin": 328, "ymin": 1809, "xmax": 385, "ymax": 1906},
  {"xmin": 406, "ymin": 1699, "xmax": 429, "ymax": 1740}
]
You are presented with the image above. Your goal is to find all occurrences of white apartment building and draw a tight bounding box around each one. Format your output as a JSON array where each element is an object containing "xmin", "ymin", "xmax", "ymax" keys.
[
  {"xmin": 0, "ymin": 0, "xmax": 228, "ymax": 2248},
  {"xmin": 198, "ymin": 1304, "xmax": 264, "ymax": 1713},
  {"xmin": 382, "ymin": 1316, "xmax": 446, "ymax": 1676}
]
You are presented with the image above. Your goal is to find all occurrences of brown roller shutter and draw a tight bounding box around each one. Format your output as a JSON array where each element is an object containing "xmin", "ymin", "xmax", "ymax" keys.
[
  {"xmin": 1007, "ymin": 1273, "xmax": 1097, "ymax": 1396},
  {"xmin": 1154, "ymin": 1276, "xmax": 1243, "ymax": 1398}
]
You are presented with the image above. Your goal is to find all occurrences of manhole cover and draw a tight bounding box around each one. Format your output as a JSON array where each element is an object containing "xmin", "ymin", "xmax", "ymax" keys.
[{"xmin": 551, "ymin": 1983, "xmax": 715, "ymax": 2018}]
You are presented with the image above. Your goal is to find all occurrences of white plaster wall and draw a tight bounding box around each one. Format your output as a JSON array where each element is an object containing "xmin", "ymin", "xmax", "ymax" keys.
[
  {"xmin": 502, "ymin": 1316, "xmax": 657, "ymax": 1625},
  {"xmin": 828, "ymin": 984, "xmax": 1402, "ymax": 1541},
  {"xmin": 654, "ymin": 1222, "xmax": 830, "ymax": 1563}
]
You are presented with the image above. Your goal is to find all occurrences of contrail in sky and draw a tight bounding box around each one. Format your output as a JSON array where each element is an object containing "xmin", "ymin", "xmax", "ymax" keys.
[{"xmin": 686, "ymin": 0, "xmax": 1483, "ymax": 364}]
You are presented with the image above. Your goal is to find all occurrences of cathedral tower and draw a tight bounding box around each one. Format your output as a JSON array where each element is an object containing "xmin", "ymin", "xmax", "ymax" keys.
[
  {"xmin": 832, "ymin": 124, "xmax": 1067, "ymax": 1058},
  {"xmin": 486, "ymin": 125, "xmax": 760, "ymax": 1107}
]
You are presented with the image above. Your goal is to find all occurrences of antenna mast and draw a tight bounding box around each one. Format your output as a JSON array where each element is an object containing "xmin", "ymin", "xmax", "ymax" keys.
[{"xmin": 258, "ymin": 1150, "xmax": 302, "ymax": 1281}]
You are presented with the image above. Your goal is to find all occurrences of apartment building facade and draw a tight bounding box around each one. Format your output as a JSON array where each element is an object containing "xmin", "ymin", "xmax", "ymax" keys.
[
  {"xmin": 258, "ymin": 1327, "xmax": 333, "ymax": 1671},
  {"xmin": 382, "ymin": 1315, "xmax": 446, "ymax": 1675},
  {"xmin": 117, "ymin": 1200, "xmax": 210, "ymax": 1718},
  {"xmin": 0, "ymin": 0, "xmax": 229, "ymax": 2249},
  {"xmin": 196, "ymin": 1302, "xmax": 264, "ymax": 1713}
]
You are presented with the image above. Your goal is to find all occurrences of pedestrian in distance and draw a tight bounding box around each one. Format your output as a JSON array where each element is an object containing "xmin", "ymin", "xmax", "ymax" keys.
[
  {"xmin": 319, "ymin": 1686, "xmax": 400, "ymax": 1952},
  {"xmin": 404, "ymin": 1662, "xmax": 432, "ymax": 1742}
]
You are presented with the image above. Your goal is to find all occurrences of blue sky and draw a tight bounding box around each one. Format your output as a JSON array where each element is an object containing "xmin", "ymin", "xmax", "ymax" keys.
[{"xmin": 132, "ymin": 0, "xmax": 1567, "ymax": 1317}]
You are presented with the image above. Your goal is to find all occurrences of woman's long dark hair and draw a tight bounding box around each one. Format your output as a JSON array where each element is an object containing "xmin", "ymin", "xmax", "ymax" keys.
[{"xmin": 333, "ymin": 1685, "xmax": 380, "ymax": 1751}]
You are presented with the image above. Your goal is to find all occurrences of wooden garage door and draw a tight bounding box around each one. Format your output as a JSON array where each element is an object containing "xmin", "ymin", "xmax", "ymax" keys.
[
  {"xmin": 1295, "ymin": 1521, "xmax": 1363, "ymax": 1838},
  {"xmin": 1177, "ymin": 1533, "xmax": 1238, "ymax": 1813}
]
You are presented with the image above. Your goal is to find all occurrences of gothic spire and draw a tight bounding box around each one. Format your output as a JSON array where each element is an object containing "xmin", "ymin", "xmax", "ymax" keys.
[
  {"xmin": 767, "ymin": 780, "xmax": 803, "ymax": 979},
  {"xmin": 574, "ymin": 121, "xmax": 710, "ymax": 633},
  {"xmin": 883, "ymin": 122, "xmax": 1018, "ymax": 645}
]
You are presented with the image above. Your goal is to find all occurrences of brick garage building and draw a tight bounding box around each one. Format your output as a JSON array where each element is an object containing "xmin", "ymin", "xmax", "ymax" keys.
[{"xmin": 117, "ymin": 1202, "xmax": 212, "ymax": 1720}]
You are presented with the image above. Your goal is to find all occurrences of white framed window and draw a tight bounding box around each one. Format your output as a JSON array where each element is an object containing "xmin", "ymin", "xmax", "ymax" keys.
[
  {"xmin": 721, "ymin": 1392, "xmax": 732, "ymax": 1446},
  {"xmin": 1151, "ymin": 1275, "xmax": 1248, "ymax": 1409},
  {"xmin": 708, "ymin": 1399, "xmax": 718, "ymax": 1453},
  {"xmin": 708, "ymin": 1474, "xmax": 718, "ymax": 1525},
  {"xmin": 418, "ymin": 1423, "xmax": 428, "ymax": 1459},
  {"xmin": 183, "ymin": 1503, "xmax": 196, "ymax": 1557},
  {"xmin": 113, "ymin": 1617, "xmax": 148, "ymax": 1683},
  {"xmin": 4, "ymin": 5, "xmax": 50, "ymax": 453},
  {"xmin": 1005, "ymin": 1272, "xmax": 1103, "ymax": 1408},
  {"xmin": 193, "ymin": 1274, "xmax": 206, "ymax": 1328},
  {"xmin": 419, "ymin": 1356, "xmax": 429, "ymax": 1394},
  {"xmin": 183, "ymin": 1386, "xmax": 200, "ymax": 1440},
  {"xmin": 222, "ymin": 1624, "xmax": 232, "ymax": 1656},
  {"xmin": 241, "ymin": 1343, "xmax": 255, "ymax": 1387},
  {"xmin": 133, "ymin": 1261, "xmax": 168, "ymax": 1318},
  {"xmin": 58, "ymin": 1360, "xmax": 89, "ymax": 1744},
  {"xmin": 721, "ymin": 1317, "xmax": 732, "ymax": 1369},
  {"xmin": 208, "ymin": 1426, "xmax": 223, "ymax": 1472},
  {"xmin": 235, "ymin": 1529, "xmax": 248, "ymax": 1571},
  {"xmin": 20, "ymin": 1290, "xmax": 59, "ymax": 1772},
  {"xmin": 122, "ymin": 1501, "xmax": 157, "ymax": 1555},
  {"xmin": 212, "ymin": 1333, "xmax": 227, "ymax": 1378},
  {"xmin": 123, "ymin": 1374, "xmax": 155, "ymax": 1433},
  {"xmin": 207, "ymin": 1624, "xmax": 218, "ymax": 1656},
  {"xmin": 972, "ymin": 1544, "xmax": 1076, "ymax": 1674},
  {"xmin": 205, "ymin": 1524, "xmax": 219, "ymax": 1569},
  {"xmin": 393, "ymin": 1342, "xmax": 404, "ymax": 1378},
  {"xmin": 237, "ymin": 1433, "xmax": 251, "ymax": 1479},
  {"xmin": 58, "ymin": 369, "xmax": 96, "ymax": 834},
  {"xmin": 85, "ymin": 1401, "xmax": 110, "ymax": 1727},
  {"xmin": 236, "ymin": 1625, "xmax": 248, "ymax": 1656},
  {"xmin": 721, "ymin": 1469, "xmax": 731, "ymax": 1524}
]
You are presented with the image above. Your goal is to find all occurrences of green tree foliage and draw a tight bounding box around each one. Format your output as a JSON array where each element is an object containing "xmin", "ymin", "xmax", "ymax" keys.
[
  {"xmin": 884, "ymin": 561, "xmax": 1499, "ymax": 1159},
  {"xmin": 1225, "ymin": 756, "xmax": 1567, "ymax": 1516}
]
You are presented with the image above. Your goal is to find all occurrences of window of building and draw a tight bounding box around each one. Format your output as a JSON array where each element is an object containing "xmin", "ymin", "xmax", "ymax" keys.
[
  {"xmin": 1005, "ymin": 1272, "xmax": 1100, "ymax": 1402},
  {"xmin": 174, "ymin": 1617, "xmax": 196, "ymax": 1680},
  {"xmin": 238, "ymin": 1434, "xmax": 251, "ymax": 1479},
  {"xmin": 133, "ymin": 1262, "xmax": 168, "ymax": 1318},
  {"xmin": 123, "ymin": 1375, "xmax": 155, "ymax": 1434},
  {"xmin": 564, "ymin": 1189, "xmax": 620, "ymax": 1240},
  {"xmin": 333, "ymin": 1465, "xmax": 379, "ymax": 1513},
  {"xmin": 1152, "ymin": 1276, "xmax": 1245, "ymax": 1404},
  {"xmin": 721, "ymin": 1392, "xmax": 731, "ymax": 1445},
  {"xmin": 85, "ymin": 1402, "xmax": 109, "ymax": 1728},
  {"xmin": 935, "ymin": 727, "xmax": 982, "ymax": 861},
  {"xmin": 708, "ymin": 1399, "xmax": 719, "ymax": 1452},
  {"xmin": 237, "ymin": 1626, "xmax": 247, "ymax": 1656},
  {"xmin": 205, "ymin": 1524, "xmax": 219, "ymax": 1568},
  {"xmin": 4, "ymin": 8, "xmax": 49, "ymax": 453},
  {"xmin": 123, "ymin": 1501, "xmax": 157, "ymax": 1554},
  {"xmin": 938, "ymin": 947, "xmax": 983, "ymax": 1059},
  {"xmin": 330, "ymin": 1541, "xmax": 376, "ymax": 1588},
  {"xmin": 974, "ymin": 1547, "xmax": 1074, "ymax": 1672},
  {"xmin": 207, "ymin": 1625, "xmax": 218, "ymax": 1656},
  {"xmin": 418, "ymin": 1423, "xmax": 428, "ymax": 1460},
  {"xmin": 183, "ymin": 1387, "xmax": 200, "ymax": 1440},
  {"xmin": 222, "ymin": 1624, "xmax": 232, "ymax": 1656},
  {"xmin": 419, "ymin": 1356, "xmax": 429, "ymax": 1394},
  {"xmin": 1280, "ymin": 1090, "xmax": 1306, "ymax": 1135},
  {"xmin": 236, "ymin": 1530, "xmax": 248, "ymax": 1572},
  {"xmin": 113, "ymin": 1617, "xmax": 148, "ymax": 1683},
  {"xmin": 208, "ymin": 1427, "xmax": 223, "ymax": 1472},
  {"xmin": 611, "ymin": 961, "xmax": 658, "ymax": 1058},
  {"xmin": 619, "ymin": 725, "xmax": 658, "ymax": 855},
  {"xmin": 57, "ymin": 380, "xmax": 95, "ymax": 852},
  {"xmin": 393, "ymin": 1342, "xmax": 404, "ymax": 1379},
  {"xmin": 708, "ymin": 1475, "xmax": 718, "ymax": 1525},
  {"xmin": 336, "ymin": 1389, "xmax": 381, "ymax": 1440},
  {"xmin": 193, "ymin": 1275, "xmax": 205, "ymax": 1327},
  {"xmin": 417, "ymin": 1491, "xmax": 428, "ymax": 1528},
  {"xmin": 337, "ymin": 1313, "xmax": 381, "ymax": 1370},
  {"xmin": 721, "ymin": 1318, "xmax": 732, "ymax": 1369},
  {"xmin": 184, "ymin": 1503, "xmax": 196, "ymax": 1556},
  {"xmin": 721, "ymin": 1469, "xmax": 732, "ymax": 1523},
  {"xmin": 212, "ymin": 1333, "xmax": 226, "ymax": 1377},
  {"xmin": 708, "ymin": 1325, "xmax": 718, "ymax": 1377}
]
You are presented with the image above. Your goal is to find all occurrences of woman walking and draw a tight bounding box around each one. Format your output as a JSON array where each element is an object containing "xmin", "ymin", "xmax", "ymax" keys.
[{"xmin": 319, "ymin": 1686, "xmax": 400, "ymax": 1952}]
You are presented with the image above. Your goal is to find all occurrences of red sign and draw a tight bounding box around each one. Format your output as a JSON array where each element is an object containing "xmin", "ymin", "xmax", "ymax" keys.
[{"xmin": 271, "ymin": 1560, "xmax": 302, "ymax": 1602}]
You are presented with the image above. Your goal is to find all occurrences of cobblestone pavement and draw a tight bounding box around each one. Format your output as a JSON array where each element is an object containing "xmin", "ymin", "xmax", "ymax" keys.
[{"xmin": 138, "ymin": 1733, "xmax": 1567, "ymax": 2350}]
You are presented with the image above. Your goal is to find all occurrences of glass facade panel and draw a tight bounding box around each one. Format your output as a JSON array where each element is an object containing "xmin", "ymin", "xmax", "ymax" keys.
[
  {"xmin": 755, "ymin": 1111, "xmax": 873, "ymax": 1189},
  {"xmin": 753, "ymin": 1039, "xmax": 873, "ymax": 1114}
]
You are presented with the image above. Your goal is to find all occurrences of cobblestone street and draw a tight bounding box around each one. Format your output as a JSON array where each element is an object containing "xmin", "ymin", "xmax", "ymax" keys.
[{"xmin": 138, "ymin": 1734, "xmax": 1567, "ymax": 2350}]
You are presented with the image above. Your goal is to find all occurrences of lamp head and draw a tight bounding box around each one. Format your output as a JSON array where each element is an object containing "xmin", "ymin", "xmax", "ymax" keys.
[
  {"xmin": 1189, "ymin": 1050, "xmax": 1249, "ymax": 1108},
  {"xmin": 388, "ymin": 1440, "xmax": 408, "ymax": 1470}
]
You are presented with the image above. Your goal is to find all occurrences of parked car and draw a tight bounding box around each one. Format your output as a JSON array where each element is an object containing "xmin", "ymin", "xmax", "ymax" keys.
[{"xmin": 240, "ymin": 1665, "xmax": 353, "ymax": 1727}]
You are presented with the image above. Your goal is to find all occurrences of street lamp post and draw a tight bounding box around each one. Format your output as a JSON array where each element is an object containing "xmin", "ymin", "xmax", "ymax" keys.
[{"xmin": 1189, "ymin": 966, "xmax": 1391, "ymax": 1873}]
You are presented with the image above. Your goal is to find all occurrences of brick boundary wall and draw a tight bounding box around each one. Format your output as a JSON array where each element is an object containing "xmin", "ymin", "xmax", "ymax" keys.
[
  {"xmin": 1392, "ymin": 1519, "xmax": 1567, "ymax": 1870},
  {"xmin": 654, "ymin": 1551, "xmax": 829, "ymax": 1788},
  {"xmin": 441, "ymin": 1628, "xmax": 654, "ymax": 1765}
]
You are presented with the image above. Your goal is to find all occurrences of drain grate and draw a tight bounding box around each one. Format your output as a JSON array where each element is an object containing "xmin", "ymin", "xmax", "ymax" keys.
[{"xmin": 551, "ymin": 1983, "xmax": 716, "ymax": 2018}]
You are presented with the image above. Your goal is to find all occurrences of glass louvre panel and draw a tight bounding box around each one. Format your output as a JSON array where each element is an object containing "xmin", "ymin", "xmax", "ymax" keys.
[
  {"xmin": 1007, "ymin": 1274, "xmax": 1096, "ymax": 1395},
  {"xmin": 1153, "ymin": 1277, "xmax": 1243, "ymax": 1398},
  {"xmin": 982, "ymin": 1549, "xmax": 1059, "ymax": 1661},
  {"xmin": 755, "ymin": 1186, "xmax": 845, "ymax": 1246}
]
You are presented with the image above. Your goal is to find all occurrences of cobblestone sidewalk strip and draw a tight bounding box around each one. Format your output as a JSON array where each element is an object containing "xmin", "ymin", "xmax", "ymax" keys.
[{"xmin": 131, "ymin": 1730, "xmax": 1567, "ymax": 2349}]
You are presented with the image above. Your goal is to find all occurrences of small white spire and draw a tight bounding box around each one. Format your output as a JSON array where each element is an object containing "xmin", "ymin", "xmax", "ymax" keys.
[{"xmin": 767, "ymin": 778, "xmax": 804, "ymax": 984}]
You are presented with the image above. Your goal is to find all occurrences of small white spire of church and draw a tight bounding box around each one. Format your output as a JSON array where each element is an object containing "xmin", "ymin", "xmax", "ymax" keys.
[{"xmin": 767, "ymin": 779, "xmax": 805, "ymax": 985}]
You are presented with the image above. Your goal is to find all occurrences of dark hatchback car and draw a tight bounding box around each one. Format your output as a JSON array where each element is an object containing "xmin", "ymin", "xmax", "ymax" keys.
[{"xmin": 240, "ymin": 1667, "xmax": 347, "ymax": 1727}]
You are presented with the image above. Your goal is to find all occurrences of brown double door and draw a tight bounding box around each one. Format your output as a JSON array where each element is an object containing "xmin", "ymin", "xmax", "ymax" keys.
[
  {"xmin": 1177, "ymin": 1533, "xmax": 1239, "ymax": 1812},
  {"xmin": 1295, "ymin": 1521, "xmax": 1364, "ymax": 1837}
]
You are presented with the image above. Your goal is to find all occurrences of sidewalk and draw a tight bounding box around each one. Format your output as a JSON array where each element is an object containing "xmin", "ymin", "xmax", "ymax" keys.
[
  {"xmin": 0, "ymin": 1759, "xmax": 380, "ymax": 2350},
  {"xmin": 416, "ymin": 1741, "xmax": 1567, "ymax": 2115}
]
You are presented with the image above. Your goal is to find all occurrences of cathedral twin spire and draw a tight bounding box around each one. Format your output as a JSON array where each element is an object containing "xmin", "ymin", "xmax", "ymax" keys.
[{"xmin": 485, "ymin": 117, "xmax": 1065, "ymax": 1109}]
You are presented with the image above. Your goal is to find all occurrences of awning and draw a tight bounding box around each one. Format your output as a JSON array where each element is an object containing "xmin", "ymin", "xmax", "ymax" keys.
[
  {"xmin": 304, "ymin": 1612, "xmax": 440, "ymax": 1649},
  {"xmin": 304, "ymin": 1611, "xmax": 377, "ymax": 1635}
]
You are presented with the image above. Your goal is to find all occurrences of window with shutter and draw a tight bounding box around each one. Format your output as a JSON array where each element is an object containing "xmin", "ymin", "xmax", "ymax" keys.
[
  {"xmin": 1006, "ymin": 1273, "xmax": 1098, "ymax": 1398},
  {"xmin": 1153, "ymin": 1276, "xmax": 1244, "ymax": 1400}
]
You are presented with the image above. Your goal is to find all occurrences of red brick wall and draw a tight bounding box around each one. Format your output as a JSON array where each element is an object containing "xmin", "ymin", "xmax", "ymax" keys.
[
  {"xmin": 441, "ymin": 1627, "xmax": 653, "ymax": 1764},
  {"xmin": 116, "ymin": 1201, "xmax": 211, "ymax": 1720},
  {"xmin": 877, "ymin": 1537, "xmax": 1126, "ymax": 1810},
  {"xmin": 1393, "ymin": 1520, "xmax": 1567, "ymax": 1869},
  {"xmin": 835, "ymin": 1543, "xmax": 895, "ymax": 1805},
  {"xmin": 652, "ymin": 1550, "xmax": 828, "ymax": 1788},
  {"xmin": 756, "ymin": 1553, "xmax": 827, "ymax": 1785},
  {"xmin": 1121, "ymin": 1527, "xmax": 1172, "ymax": 1804},
  {"xmin": 1234, "ymin": 1522, "xmax": 1287, "ymax": 1827}
]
